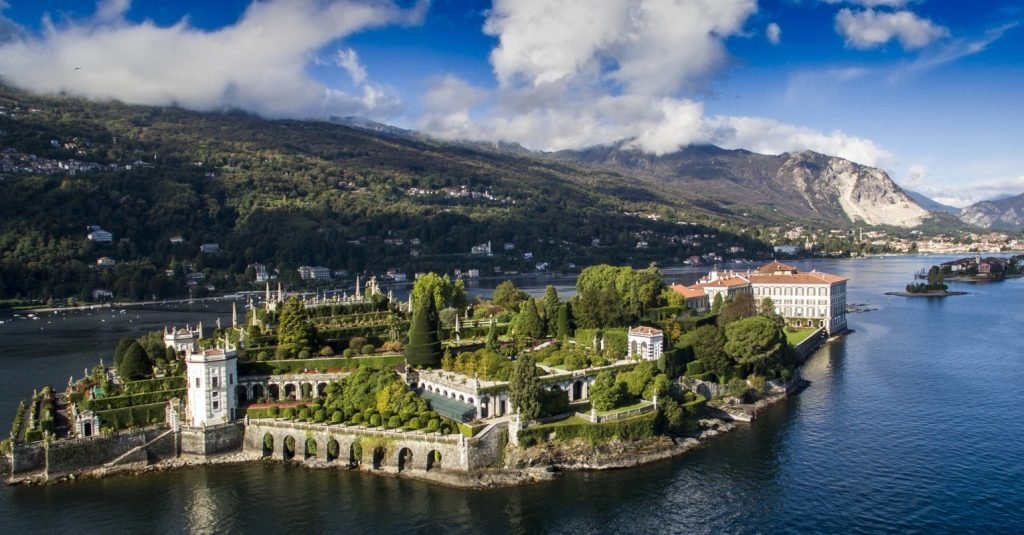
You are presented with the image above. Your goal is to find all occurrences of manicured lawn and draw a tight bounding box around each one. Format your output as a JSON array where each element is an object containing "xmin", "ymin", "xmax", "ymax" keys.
[
  {"xmin": 785, "ymin": 329, "xmax": 816, "ymax": 346},
  {"xmin": 570, "ymin": 399, "xmax": 649, "ymax": 416}
]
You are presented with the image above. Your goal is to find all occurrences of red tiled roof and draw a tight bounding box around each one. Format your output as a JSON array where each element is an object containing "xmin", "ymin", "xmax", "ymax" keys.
[
  {"xmin": 748, "ymin": 271, "xmax": 847, "ymax": 284},
  {"xmin": 629, "ymin": 326, "xmax": 663, "ymax": 336},
  {"xmin": 757, "ymin": 261, "xmax": 797, "ymax": 274},
  {"xmin": 669, "ymin": 284, "xmax": 706, "ymax": 299},
  {"xmin": 695, "ymin": 276, "xmax": 750, "ymax": 288}
]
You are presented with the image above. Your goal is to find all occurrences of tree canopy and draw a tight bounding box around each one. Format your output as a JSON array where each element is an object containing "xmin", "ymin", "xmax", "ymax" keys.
[{"xmin": 404, "ymin": 296, "xmax": 442, "ymax": 368}]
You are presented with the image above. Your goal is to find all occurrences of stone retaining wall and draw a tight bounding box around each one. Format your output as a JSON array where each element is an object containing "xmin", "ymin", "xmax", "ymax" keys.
[{"xmin": 180, "ymin": 423, "xmax": 245, "ymax": 456}]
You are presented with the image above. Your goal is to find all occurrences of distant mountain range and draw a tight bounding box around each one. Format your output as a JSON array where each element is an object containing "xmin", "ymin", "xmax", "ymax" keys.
[
  {"xmin": 959, "ymin": 192, "xmax": 1024, "ymax": 230},
  {"xmin": 904, "ymin": 190, "xmax": 961, "ymax": 215},
  {"xmin": 548, "ymin": 143, "xmax": 930, "ymax": 227}
]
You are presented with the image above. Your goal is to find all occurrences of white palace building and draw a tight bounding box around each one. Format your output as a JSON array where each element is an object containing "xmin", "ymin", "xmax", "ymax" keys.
[{"xmin": 672, "ymin": 261, "xmax": 848, "ymax": 335}]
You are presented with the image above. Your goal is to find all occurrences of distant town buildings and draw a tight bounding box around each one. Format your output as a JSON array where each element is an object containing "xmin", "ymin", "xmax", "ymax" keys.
[
  {"xmin": 298, "ymin": 265, "xmax": 332, "ymax": 281},
  {"xmin": 87, "ymin": 226, "xmax": 112, "ymax": 243},
  {"xmin": 199, "ymin": 243, "xmax": 220, "ymax": 254}
]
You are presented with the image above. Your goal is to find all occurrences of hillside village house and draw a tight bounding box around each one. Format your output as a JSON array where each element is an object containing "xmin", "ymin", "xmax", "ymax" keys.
[
  {"xmin": 87, "ymin": 227, "xmax": 112, "ymax": 243},
  {"xmin": 672, "ymin": 261, "xmax": 848, "ymax": 335},
  {"xmin": 298, "ymin": 265, "xmax": 332, "ymax": 281}
]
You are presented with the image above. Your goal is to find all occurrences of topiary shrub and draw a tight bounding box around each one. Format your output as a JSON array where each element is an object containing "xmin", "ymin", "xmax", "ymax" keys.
[
  {"xmin": 282, "ymin": 407, "xmax": 296, "ymax": 420},
  {"xmin": 426, "ymin": 418, "xmax": 440, "ymax": 432},
  {"xmin": 331, "ymin": 411, "xmax": 344, "ymax": 424},
  {"xmin": 298, "ymin": 350, "xmax": 311, "ymax": 360},
  {"xmin": 387, "ymin": 416, "xmax": 402, "ymax": 429},
  {"xmin": 342, "ymin": 348, "xmax": 356, "ymax": 358},
  {"xmin": 320, "ymin": 346, "xmax": 335, "ymax": 356},
  {"xmin": 275, "ymin": 346, "xmax": 291, "ymax": 359},
  {"xmin": 268, "ymin": 406, "xmax": 280, "ymax": 418},
  {"xmin": 686, "ymin": 361, "xmax": 705, "ymax": 376},
  {"xmin": 406, "ymin": 417, "xmax": 422, "ymax": 430},
  {"xmin": 361, "ymin": 344, "xmax": 376, "ymax": 355},
  {"xmin": 369, "ymin": 414, "xmax": 381, "ymax": 427},
  {"xmin": 313, "ymin": 410, "xmax": 326, "ymax": 423},
  {"xmin": 298, "ymin": 408, "xmax": 311, "ymax": 421}
]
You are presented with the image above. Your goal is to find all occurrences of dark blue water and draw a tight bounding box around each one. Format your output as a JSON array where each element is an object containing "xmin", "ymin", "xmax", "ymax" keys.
[{"xmin": 2, "ymin": 256, "xmax": 1023, "ymax": 533}]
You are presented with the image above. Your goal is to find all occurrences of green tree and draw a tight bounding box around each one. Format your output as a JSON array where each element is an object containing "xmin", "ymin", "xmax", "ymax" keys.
[
  {"xmin": 492, "ymin": 280, "xmax": 529, "ymax": 311},
  {"xmin": 717, "ymin": 293, "xmax": 757, "ymax": 326},
  {"xmin": 411, "ymin": 272, "xmax": 465, "ymax": 311},
  {"xmin": 117, "ymin": 341, "xmax": 152, "ymax": 380},
  {"xmin": 277, "ymin": 297, "xmax": 317, "ymax": 356},
  {"xmin": 692, "ymin": 325, "xmax": 732, "ymax": 379},
  {"xmin": 542, "ymin": 285, "xmax": 561, "ymax": 335},
  {"xmin": 508, "ymin": 353, "xmax": 541, "ymax": 420},
  {"xmin": 711, "ymin": 293, "xmax": 724, "ymax": 314},
  {"xmin": 485, "ymin": 319, "xmax": 499, "ymax": 351},
  {"xmin": 556, "ymin": 303, "xmax": 572, "ymax": 339},
  {"xmin": 114, "ymin": 337, "xmax": 136, "ymax": 369},
  {"xmin": 404, "ymin": 296, "xmax": 442, "ymax": 368},
  {"xmin": 515, "ymin": 299, "xmax": 545, "ymax": 339},
  {"xmin": 589, "ymin": 370, "xmax": 627, "ymax": 411},
  {"xmin": 723, "ymin": 316, "xmax": 785, "ymax": 377}
]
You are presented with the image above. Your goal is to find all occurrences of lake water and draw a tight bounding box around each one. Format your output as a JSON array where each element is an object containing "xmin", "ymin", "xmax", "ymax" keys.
[{"xmin": 2, "ymin": 256, "xmax": 1023, "ymax": 533}]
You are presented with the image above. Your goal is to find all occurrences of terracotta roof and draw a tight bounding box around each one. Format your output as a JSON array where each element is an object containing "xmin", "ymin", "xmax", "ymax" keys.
[
  {"xmin": 629, "ymin": 326, "xmax": 663, "ymax": 336},
  {"xmin": 748, "ymin": 271, "xmax": 847, "ymax": 284},
  {"xmin": 669, "ymin": 284, "xmax": 707, "ymax": 299},
  {"xmin": 695, "ymin": 276, "xmax": 750, "ymax": 288},
  {"xmin": 757, "ymin": 261, "xmax": 798, "ymax": 274}
]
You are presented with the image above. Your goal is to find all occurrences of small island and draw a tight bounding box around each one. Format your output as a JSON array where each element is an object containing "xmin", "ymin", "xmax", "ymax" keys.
[
  {"xmin": 2, "ymin": 262, "xmax": 847, "ymax": 487},
  {"xmin": 887, "ymin": 265, "xmax": 967, "ymax": 297}
]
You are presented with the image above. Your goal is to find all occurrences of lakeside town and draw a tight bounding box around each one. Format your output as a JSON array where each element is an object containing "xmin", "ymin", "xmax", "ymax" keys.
[{"xmin": 2, "ymin": 260, "xmax": 847, "ymax": 486}]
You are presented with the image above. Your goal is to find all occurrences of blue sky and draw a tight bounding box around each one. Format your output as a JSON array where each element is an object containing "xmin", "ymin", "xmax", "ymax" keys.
[{"xmin": 0, "ymin": 0, "xmax": 1021, "ymax": 207}]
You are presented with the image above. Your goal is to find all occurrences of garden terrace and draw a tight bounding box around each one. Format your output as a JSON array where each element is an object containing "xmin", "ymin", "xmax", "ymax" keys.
[{"xmin": 238, "ymin": 355, "xmax": 404, "ymax": 376}]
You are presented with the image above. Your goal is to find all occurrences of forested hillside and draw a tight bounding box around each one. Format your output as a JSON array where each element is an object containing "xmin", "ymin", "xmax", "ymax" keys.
[{"xmin": 0, "ymin": 86, "xmax": 771, "ymax": 301}]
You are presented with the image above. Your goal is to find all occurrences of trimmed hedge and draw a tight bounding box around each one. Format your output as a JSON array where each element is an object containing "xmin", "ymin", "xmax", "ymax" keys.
[
  {"xmin": 97, "ymin": 402, "xmax": 167, "ymax": 431},
  {"xmin": 81, "ymin": 388, "xmax": 186, "ymax": 412},
  {"xmin": 239, "ymin": 355, "xmax": 404, "ymax": 375},
  {"xmin": 518, "ymin": 412, "xmax": 656, "ymax": 447},
  {"xmin": 120, "ymin": 376, "xmax": 187, "ymax": 395}
]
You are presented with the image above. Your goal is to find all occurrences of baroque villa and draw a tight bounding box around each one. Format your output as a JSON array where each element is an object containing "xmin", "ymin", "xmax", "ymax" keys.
[{"xmin": 672, "ymin": 261, "xmax": 848, "ymax": 334}]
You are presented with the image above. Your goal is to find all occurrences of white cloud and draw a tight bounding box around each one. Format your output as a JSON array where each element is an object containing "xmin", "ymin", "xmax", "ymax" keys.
[
  {"xmin": 336, "ymin": 47, "xmax": 367, "ymax": 85},
  {"xmin": 766, "ymin": 22, "xmax": 781, "ymax": 45},
  {"xmin": 890, "ymin": 22, "xmax": 1019, "ymax": 80},
  {"xmin": 903, "ymin": 164, "xmax": 929, "ymax": 187},
  {"xmin": 0, "ymin": 0, "xmax": 426, "ymax": 118},
  {"xmin": 94, "ymin": 0, "xmax": 132, "ymax": 22},
  {"xmin": 484, "ymin": 0, "xmax": 756, "ymax": 96},
  {"xmin": 835, "ymin": 8, "xmax": 949, "ymax": 50}
]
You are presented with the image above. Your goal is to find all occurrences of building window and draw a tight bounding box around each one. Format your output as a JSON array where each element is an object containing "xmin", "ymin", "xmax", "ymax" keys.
[
  {"xmin": 212, "ymin": 377, "xmax": 219, "ymax": 388},
  {"xmin": 195, "ymin": 377, "xmax": 200, "ymax": 388},
  {"xmin": 212, "ymin": 400, "xmax": 219, "ymax": 411},
  {"xmin": 212, "ymin": 391, "xmax": 218, "ymax": 398},
  {"xmin": 229, "ymin": 374, "xmax": 234, "ymax": 385}
]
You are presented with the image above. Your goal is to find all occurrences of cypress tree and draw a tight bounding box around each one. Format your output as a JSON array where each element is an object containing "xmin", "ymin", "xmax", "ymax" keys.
[
  {"xmin": 543, "ymin": 285, "xmax": 560, "ymax": 335},
  {"xmin": 556, "ymin": 303, "xmax": 571, "ymax": 340},
  {"xmin": 485, "ymin": 319, "xmax": 499, "ymax": 351},
  {"xmin": 405, "ymin": 296, "xmax": 442, "ymax": 368},
  {"xmin": 509, "ymin": 353, "xmax": 541, "ymax": 420}
]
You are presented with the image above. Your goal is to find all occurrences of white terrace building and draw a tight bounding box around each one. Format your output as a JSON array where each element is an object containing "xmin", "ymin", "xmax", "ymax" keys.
[
  {"xmin": 627, "ymin": 326, "xmax": 663, "ymax": 361},
  {"xmin": 747, "ymin": 261, "xmax": 848, "ymax": 334},
  {"xmin": 186, "ymin": 340, "xmax": 239, "ymax": 426}
]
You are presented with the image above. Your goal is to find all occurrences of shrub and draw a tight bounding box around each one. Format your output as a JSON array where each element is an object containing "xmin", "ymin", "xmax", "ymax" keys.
[
  {"xmin": 268, "ymin": 406, "xmax": 280, "ymax": 418},
  {"xmin": 369, "ymin": 414, "xmax": 382, "ymax": 427},
  {"xmin": 342, "ymin": 348, "xmax": 356, "ymax": 358},
  {"xmin": 257, "ymin": 351, "xmax": 269, "ymax": 361},
  {"xmin": 349, "ymin": 413, "xmax": 364, "ymax": 425},
  {"xmin": 282, "ymin": 407, "xmax": 296, "ymax": 419},
  {"xmin": 274, "ymin": 346, "xmax": 291, "ymax": 359},
  {"xmin": 426, "ymin": 418, "xmax": 440, "ymax": 432},
  {"xmin": 544, "ymin": 354, "xmax": 564, "ymax": 367},
  {"xmin": 361, "ymin": 344, "xmax": 376, "ymax": 355},
  {"xmin": 313, "ymin": 410, "xmax": 326, "ymax": 423},
  {"xmin": 298, "ymin": 350, "xmax": 311, "ymax": 360},
  {"xmin": 349, "ymin": 337, "xmax": 368, "ymax": 350},
  {"xmin": 319, "ymin": 346, "xmax": 335, "ymax": 356},
  {"xmin": 330, "ymin": 411, "xmax": 344, "ymax": 424},
  {"xmin": 387, "ymin": 416, "xmax": 402, "ymax": 429},
  {"xmin": 298, "ymin": 408, "xmax": 311, "ymax": 421},
  {"xmin": 406, "ymin": 417, "xmax": 422, "ymax": 430}
]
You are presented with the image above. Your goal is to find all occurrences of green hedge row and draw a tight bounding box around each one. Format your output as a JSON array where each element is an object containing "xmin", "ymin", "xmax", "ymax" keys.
[
  {"xmin": 518, "ymin": 412, "xmax": 656, "ymax": 447},
  {"xmin": 81, "ymin": 388, "xmax": 186, "ymax": 412},
  {"xmin": 120, "ymin": 376, "xmax": 187, "ymax": 395},
  {"xmin": 239, "ymin": 355, "xmax": 404, "ymax": 376},
  {"xmin": 97, "ymin": 402, "xmax": 167, "ymax": 431}
]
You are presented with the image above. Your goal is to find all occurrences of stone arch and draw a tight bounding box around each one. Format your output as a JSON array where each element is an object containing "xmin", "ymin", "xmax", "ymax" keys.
[
  {"xmin": 268, "ymin": 384, "xmax": 280, "ymax": 400},
  {"xmin": 349, "ymin": 442, "xmax": 362, "ymax": 467},
  {"xmin": 283, "ymin": 435, "xmax": 296, "ymax": 461},
  {"xmin": 480, "ymin": 397, "xmax": 490, "ymax": 419},
  {"xmin": 283, "ymin": 383, "xmax": 296, "ymax": 400},
  {"xmin": 236, "ymin": 385, "xmax": 248, "ymax": 404},
  {"xmin": 629, "ymin": 340, "xmax": 638, "ymax": 357},
  {"xmin": 467, "ymin": 397, "xmax": 474, "ymax": 405},
  {"xmin": 459, "ymin": 394, "xmax": 465, "ymax": 402},
  {"xmin": 372, "ymin": 446, "xmax": 386, "ymax": 469},
  {"xmin": 317, "ymin": 383, "xmax": 327, "ymax": 397},
  {"xmin": 252, "ymin": 384, "xmax": 265, "ymax": 400},
  {"xmin": 397, "ymin": 447, "xmax": 413, "ymax": 472},
  {"xmin": 426, "ymin": 449, "xmax": 441, "ymax": 471},
  {"xmin": 262, "ymin": 433, "xmax": 274, "ymax": 457},
  {"xmin": 327, "ymin": 438, "xmax": 340, "ymax": 462},
  {"xmin": 300, "ymin": 383, "xmax": 313, "ymax": 399},
  {"xmin": 640, "ymin": 341, "xmax": 648, "ymax": 357},
  {"xmin": 305, "ymin": 437, "xmax": 318, "ymax": 460},
  {"xmin": 572, "ymin": 380, "xmax": 584, "ymax": 401}
]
